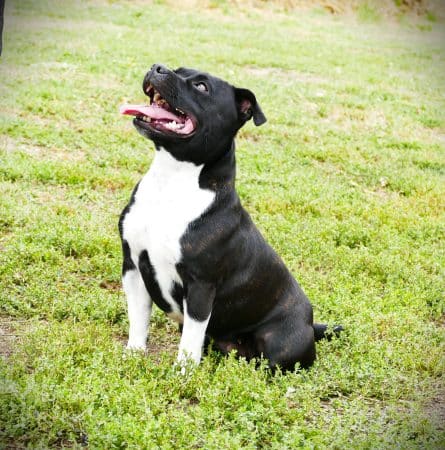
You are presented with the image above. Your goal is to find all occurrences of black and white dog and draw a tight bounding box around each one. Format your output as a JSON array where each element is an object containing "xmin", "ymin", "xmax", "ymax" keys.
[{"xmin": 119, "ymin": 64, "xmax": 340, "ymax": 372}]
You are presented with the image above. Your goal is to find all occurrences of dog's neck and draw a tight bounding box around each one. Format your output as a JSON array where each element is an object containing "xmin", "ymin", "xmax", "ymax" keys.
[
  {"xmin": 199, "ymin": 140, "xmax": 236, "ymax": 193},
  {"xmin": 153, "ymin": 140, "xmax": 237, "ymax": 193}
]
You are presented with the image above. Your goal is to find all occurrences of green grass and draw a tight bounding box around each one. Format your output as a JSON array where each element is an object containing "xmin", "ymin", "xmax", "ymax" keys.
[{"xmin": 1, "ymin": 0, "xmax": 444, "ymax": 448}]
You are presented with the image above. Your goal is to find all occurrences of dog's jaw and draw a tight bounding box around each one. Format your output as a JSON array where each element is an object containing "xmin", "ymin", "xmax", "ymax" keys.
[{"xmin": 120, "ymin": 90, "xmax": 196, "ymax": 138}]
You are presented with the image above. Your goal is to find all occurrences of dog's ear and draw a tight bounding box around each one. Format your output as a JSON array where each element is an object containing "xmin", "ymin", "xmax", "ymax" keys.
[{"xmin": 234, "ymin": 88, "xmax": 267, "ymax": 126}]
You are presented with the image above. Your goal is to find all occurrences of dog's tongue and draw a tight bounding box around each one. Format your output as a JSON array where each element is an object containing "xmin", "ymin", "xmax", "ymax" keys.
[
  {"xmin": 120, "ymin": 103, "xmax": 195, "ymax": 135},
  {"xmin": 119, "ymin": 104, "xmax": 180, "ymax": 122}
]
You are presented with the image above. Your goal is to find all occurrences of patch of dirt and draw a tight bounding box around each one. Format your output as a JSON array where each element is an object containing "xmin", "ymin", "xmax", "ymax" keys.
[
  {"xmin": 145, "ymin": 319, "xmax": 181, "ymax": 358},
  {"xmin": 0, "ymin": 317, "xmax": 23, "ymax": 358},
  {"xmin": 434, "ymin": 132, "xmax": 445, "ymax": 144},
  {"xmin": 2, "ymin": 136, "xmax": 86, "ymax": 163},
  {"xmin": 160, "ymin": 0, "xmax": 444, "ymax": 18},
  {"xmin": 99, "ymin": 280, "xmax": 122, "ymax": 292},
  {"xmin": 7, "ymin": 14, "xmax": 124, "ymax": 33},
  {"xmin": 245, "ymin": 66, "xmax": 328, "ymax": 85},
  {"xmin": 424, "ymin": 387, "xmax": 445, "ymax": 432},
  {"xmin": 146, "ymin": 336, "xmax": 179, "ymax": 358}
]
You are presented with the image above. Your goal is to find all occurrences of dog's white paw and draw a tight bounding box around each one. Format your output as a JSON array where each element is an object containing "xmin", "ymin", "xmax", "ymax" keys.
[
  {"xmin": 176, "ymin": 352, "xmax": 197, "ymax": 376},
  {"xmin": 123, "ymin": 343, "xmax": 147, "ymax": 358}
]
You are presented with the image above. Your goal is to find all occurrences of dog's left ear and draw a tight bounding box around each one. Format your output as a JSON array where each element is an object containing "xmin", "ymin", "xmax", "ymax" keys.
[{"xmin": 234, "ymin": 88, "xmax": 267, "ymax": 126}]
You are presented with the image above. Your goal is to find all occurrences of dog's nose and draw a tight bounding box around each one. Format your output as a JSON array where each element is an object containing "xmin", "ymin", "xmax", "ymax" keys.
[
  {"xmin": 151, "ymin": 64, "xmax": 169, "ymax": 75},
  {"xmin": 142, "ymin": 64, "xmax": 171, "ymax": 94}
]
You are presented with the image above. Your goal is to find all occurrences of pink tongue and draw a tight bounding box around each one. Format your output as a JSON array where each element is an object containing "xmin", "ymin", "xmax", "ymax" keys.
[
  {"xmin": 179, "ymin": 119, "xmax": 195, "ymax": 135},
  {"xmin": 119, "ymin": 104, "xmax": 181, "ymax": 122}
]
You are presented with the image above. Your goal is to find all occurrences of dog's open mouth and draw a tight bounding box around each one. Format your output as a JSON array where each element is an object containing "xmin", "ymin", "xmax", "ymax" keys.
[{"xmin": 120, "ymin": 85, "xmax": 195, "ymax": 137}]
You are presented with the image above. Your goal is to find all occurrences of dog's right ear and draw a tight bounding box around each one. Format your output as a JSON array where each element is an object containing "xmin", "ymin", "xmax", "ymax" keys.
[{"xmin": 234, "ymin": 88, "xmax": 267, "ymax": 127}]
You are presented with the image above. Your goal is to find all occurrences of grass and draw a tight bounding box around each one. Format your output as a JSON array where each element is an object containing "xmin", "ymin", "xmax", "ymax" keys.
[{"xmin": 1, "ymin": 0, "xmax": 444, "ymax": 448}]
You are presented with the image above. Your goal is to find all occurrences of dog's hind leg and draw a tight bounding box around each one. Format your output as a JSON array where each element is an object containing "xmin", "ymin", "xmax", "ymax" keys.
[{"xmin": 254, "ymin": 316, "xmax": 316, "ymax": 371}]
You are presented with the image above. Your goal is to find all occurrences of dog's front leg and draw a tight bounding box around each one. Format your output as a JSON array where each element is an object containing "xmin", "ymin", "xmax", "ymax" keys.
[
  {"xmin": 177, "ymin": 280, "xmax": 215, "ymax": 369},
  {"xmin": 123, "ymin": 269, "xmax": 152, "ymax": 351}
]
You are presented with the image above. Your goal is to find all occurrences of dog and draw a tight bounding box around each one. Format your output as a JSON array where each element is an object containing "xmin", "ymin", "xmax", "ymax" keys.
[{"xmin": 119, "ymin": 64, "xmax": 341, "ymax": 371}]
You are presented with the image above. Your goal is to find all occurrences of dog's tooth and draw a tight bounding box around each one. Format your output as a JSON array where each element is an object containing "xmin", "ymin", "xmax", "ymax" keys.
[
  {"xmin": 165, "ymin": 120, "xmax": 180, "ymax": 130},
  {"xmin": 154, "ymin": 93, "xmax": 161, "ymax": 102}
]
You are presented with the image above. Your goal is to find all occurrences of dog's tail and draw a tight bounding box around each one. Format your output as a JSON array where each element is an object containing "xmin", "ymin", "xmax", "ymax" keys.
[{"xmin": 313, "ymin": 323, "xmax": 344, "ymax": 342}]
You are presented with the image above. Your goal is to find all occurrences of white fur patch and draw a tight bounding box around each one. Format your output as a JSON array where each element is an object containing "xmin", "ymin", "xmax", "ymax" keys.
[
  {"xmin": 122, "ymin": 148, "xmax": 215, "ymax": 321},
  {"xmin": 123, "ymin": 269, "xmax": 152, "ymax": 350},
  {"xmin": 177, "ymin": 301, "xmax": 211, "ymax": 367}
]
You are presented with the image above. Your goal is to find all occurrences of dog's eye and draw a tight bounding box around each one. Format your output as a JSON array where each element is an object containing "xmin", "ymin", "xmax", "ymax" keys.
[{"xmin": 194, "ymin": 82, "xmax": 208, "ymax": 92}]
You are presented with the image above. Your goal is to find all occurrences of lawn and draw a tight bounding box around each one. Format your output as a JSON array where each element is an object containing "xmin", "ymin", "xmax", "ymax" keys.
[{"xmin": 0, "ymin": 0, "xmax": 444, "ymax": 448}]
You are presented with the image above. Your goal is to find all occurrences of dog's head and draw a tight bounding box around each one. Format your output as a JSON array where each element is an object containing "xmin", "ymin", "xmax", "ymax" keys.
[{"xmin": 120, "ymin": 64, "xmax": 266, "ymax": 164}]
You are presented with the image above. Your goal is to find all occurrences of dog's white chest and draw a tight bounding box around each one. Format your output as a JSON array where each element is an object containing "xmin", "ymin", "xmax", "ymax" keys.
[{"xmin": 122, "ymin": 148, "xmax": 215, "ymax": 314}]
